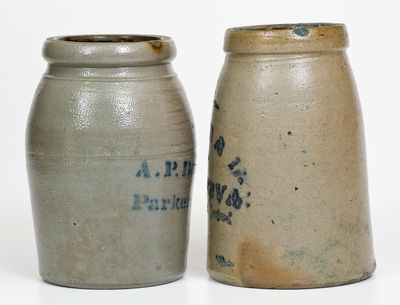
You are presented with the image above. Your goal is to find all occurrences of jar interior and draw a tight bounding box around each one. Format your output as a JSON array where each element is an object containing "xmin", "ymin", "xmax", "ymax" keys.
[
  {"xmin": 59, "ymin": 35, "xmax": 161, "ymax": 43},
  {"xmin": 233, "ymin": 23, "xmax": 337, "ymax": 31}
]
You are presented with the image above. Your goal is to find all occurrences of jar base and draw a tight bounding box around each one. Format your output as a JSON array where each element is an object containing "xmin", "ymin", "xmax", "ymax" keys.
[
  {"xmin": 208, "ymin": 263, "xmax": 376, "ymax": 289},
  {"xmin": 41, "ymin": 274, "xmax": 183, "ymax": 289}
]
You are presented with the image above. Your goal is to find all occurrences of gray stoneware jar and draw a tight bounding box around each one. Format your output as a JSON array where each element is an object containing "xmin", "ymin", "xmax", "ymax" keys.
[
  {"xmin": 26, "ymin": 35, "xmax": 195, "ymax": 288},
  {"xmin": 207, "ymin": 24, "xmax": 375, "ymax": 288}
]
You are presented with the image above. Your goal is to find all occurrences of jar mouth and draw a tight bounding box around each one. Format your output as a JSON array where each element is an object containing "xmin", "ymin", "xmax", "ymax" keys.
[
  {"xmin": 224, "ymin": 23, "xmax": 348, "ymax": 54},
  {"xmin": 57, "ymin": 34, "xmax": 161, "ymax": 43},
  {"xmin": 43, "ymin": 34, "xmax": 176, "ymax": 66},
  {"xmin": 230, "ymin": 23, "xmax": 338, "ymax": 32}
]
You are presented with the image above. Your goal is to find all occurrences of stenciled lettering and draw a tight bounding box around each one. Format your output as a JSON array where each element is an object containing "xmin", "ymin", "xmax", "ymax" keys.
[{"xmin": 132, "ymin": 194, "xmax": 190, "ymax": 212}]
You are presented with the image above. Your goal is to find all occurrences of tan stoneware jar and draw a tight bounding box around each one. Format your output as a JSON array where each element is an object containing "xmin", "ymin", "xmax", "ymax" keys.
[
  {"xmin": 207, "ymin": 23, "xmax": 375, "ymax": 288},
  {"xmin": 26, "ymin": 35, "xmax": 195, "ymax": 288}
]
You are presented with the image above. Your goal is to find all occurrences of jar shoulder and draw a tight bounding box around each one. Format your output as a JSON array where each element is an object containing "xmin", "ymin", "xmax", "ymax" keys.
[
  {"xmin": 213, "ymin": 51, "xmax": 360, "ymax": 124},
  {"xmin": 27, "ymin": 75, "xmax": 194, "ymax": 156},
  {"xmin": 209, "ymin": 51, "xmax": 365, "ymax": 155}
]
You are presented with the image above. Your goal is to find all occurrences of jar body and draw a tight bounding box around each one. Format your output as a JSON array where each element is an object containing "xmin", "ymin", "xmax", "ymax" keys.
[
  {"xmin": 208, "ymin": 29, "xmax": 375, "ymax": 288},
  {"xmin": 26, "ymin": 38, "xmax": 195, "ymax": 288}
]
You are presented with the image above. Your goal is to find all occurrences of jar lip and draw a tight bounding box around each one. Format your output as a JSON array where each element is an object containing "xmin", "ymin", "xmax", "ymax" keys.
[
  {"xmin": 43, "ymin": 34, "xmax": 176, "ymax": 66},
  {"xmin": 224, "ymin": 23, "xmax": 349, "ymax": 54},
  {"xmin": 47, "ymin": 34, "xmax": 167, "ymax": 44},
  {"xmin": 228, "ymin": 23, "xmax": 343, "ymax": 32}
]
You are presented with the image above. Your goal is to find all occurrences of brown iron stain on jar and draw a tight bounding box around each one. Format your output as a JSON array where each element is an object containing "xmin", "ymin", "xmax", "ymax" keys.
[
  {"xmin": 148, "ymin": 40, "xmax": 164, "ymax": 53},
  {"xmin": 237, "ymin": 239, "xmax": 314, "ymax": 289}
]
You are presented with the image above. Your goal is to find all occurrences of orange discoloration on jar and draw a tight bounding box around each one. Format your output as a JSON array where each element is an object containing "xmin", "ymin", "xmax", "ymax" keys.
[
  {"xmin": 148, "ymin": 41, "xmax": 164, "ymax": 53},
  {"xmin": 237, "ymin": 239, "xmax": 314, "ymax": 288}
]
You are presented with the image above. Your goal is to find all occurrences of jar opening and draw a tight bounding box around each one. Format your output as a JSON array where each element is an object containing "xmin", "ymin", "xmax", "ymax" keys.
[
  {"xmin": 231, "ymin": 23, "xmax": 337, "ymax": 32},
  {"xmin": 58, "ymin": 35, "xmax": 161, "ymax": 43}
]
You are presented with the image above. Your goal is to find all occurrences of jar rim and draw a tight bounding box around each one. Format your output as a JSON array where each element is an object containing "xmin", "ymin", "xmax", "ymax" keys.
[
  {"xmin": 51, "ymin": 34, "xmax": 163, "ymax": 43},
  {"xmin": 224, "ymin": 23, "xmax": 349, "ymax": 54},
  {"xmin": 43, "ymin": 34, "xmax": 176, "ymax": 66}
]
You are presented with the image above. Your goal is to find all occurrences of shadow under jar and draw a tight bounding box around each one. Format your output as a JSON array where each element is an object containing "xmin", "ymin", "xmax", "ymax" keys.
[
  {"xmin": 207, "ymin": 23, "xmax": 375, "ymax": 289},
  {"xmin": 26, "ymin": 35, "xmax": 195, "ymax": 288}
]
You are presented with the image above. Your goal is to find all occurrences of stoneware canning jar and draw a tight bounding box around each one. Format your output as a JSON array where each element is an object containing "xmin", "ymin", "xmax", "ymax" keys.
[
  {"xmin": 26, "ymin": 35, "xmax": 195, "ymax": 288},
  {"xmin": 207, "ymin": 23, "xmax": 375, "ymax": 288}
]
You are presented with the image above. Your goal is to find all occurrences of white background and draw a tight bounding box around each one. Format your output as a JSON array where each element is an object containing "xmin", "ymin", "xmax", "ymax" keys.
[{"xmin": 1, "ymin": 0, "xmax": 399, "ymax": 304}]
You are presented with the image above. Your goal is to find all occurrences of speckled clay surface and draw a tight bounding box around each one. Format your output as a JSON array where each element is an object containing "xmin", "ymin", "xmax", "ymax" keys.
[
  {"xmin": 207, "ymin": 24, "xmax": 375, "ymax": 289},
  {"xmin": 26, "ymin": 35, "xmax": 195, "ymax": 288}
]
